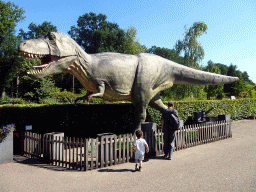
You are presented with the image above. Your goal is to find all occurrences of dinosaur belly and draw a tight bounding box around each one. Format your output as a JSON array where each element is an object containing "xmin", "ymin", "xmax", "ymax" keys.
[{"xmin": 103, "ymin": 89, "xmax": 131, "ymax": 101}]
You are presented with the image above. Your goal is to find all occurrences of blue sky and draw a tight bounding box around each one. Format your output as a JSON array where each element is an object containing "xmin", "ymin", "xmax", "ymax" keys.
[{"xmin": 12, "ymin": 0, "xmax": 256, "ymax": 83}]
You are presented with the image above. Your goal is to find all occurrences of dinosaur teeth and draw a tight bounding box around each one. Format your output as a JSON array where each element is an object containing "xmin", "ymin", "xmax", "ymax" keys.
[
  {"xmin": 32, "ymin": 64, "xmax": 49, "ymax": 69},
  {"xmin": 19, "ymin": 51, "xmax": 48, "ymax": 59}
]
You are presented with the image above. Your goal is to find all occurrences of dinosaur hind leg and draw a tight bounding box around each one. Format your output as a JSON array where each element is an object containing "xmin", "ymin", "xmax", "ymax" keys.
[{"xmin": 131, "ymin": 90, "xmax": 151, "ymax": 131}]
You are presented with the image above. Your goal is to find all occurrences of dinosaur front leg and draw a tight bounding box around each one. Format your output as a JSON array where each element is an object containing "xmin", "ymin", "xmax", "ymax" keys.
[
  {"xmin": 149, "ymin": 94, "xmax": 168, "ymax": 112},
  {"xmin": 87, "ymin": 83, "xmax": 105, "ymax": 103}
]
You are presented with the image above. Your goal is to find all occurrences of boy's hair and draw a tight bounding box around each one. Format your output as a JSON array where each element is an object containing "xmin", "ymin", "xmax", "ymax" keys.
[{"xmin": 135, "ymin": 130, "xmax": 143, "ymax": 138}]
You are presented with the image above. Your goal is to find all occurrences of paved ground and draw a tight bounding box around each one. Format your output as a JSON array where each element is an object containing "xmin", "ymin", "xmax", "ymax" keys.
[{"xmin": 0, "ymin": 120, "xmax": 255, "ymax": 192}]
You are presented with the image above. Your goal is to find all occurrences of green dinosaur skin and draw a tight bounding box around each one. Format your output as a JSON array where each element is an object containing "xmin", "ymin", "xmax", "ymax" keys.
[{"xmin": 19, "ymin": 32, "xmax": 239, "ymax": 130}]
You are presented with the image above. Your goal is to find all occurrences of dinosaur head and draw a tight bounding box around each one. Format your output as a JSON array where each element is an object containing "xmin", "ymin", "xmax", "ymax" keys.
[{"xmin": 19, "ymin": 32, "xmax": 79, "ymax": 79}]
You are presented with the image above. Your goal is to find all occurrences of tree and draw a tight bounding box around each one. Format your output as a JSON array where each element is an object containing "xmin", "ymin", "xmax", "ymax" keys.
[
  {"xmin": 19, "ymin": 21, "xmax": 57, "ymax": 40},
  {"xmin": 224, "ymin": 63, "xmax": 237, "ymax": 96},
  {"xmin": 68, "ymin": 12, "xmax": 125, "ymax": 53},
  {"xmin": 147, "ymin": 46, "xmax": 183, "ymax": 64},
  {"xmin": 204, "ymin": 60, "xmax": 224, "ymax": 99},
  {"xmin": 241, "ymin": 71, "xmax": 254, "ymax": 85},
  {"xmin": 232, "ymin": 72, "xmax": 247, "ymax": 97},
  {"xmin": 175, "ymin": 21, "xmax": 208, "ymax": 67},
  {"xmin": 174, "ymin": 22, "xmax": 208, "ymax": 99},
  {"xmin": 123, "ymin": 25, "xmax": 146, "ymax": 54},
  {"xmin": 0, "ymin": 1, "xmax": 25, "ymax": 99},
  {"xmin": 215, "ymin": 63, "xmax": 229, "ymax": 75}
]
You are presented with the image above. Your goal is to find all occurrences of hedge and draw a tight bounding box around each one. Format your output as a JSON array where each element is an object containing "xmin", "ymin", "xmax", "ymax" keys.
[
  {"xmin": 0, "ymin": 99, "xmax": 255, "ymax": 138},
  {"xmin": 0, "ymin": 104, "xmax": 137, "ymax": 138}
]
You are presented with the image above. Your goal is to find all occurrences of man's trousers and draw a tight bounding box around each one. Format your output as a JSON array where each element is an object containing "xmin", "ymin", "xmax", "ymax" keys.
[{"xmin": 163, "ymin": 130, "xmax": 176, "ymax": 158}]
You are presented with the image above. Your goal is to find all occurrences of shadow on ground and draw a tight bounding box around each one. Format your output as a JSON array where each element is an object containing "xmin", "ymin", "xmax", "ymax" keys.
[
  {"xmin": 13, "ymin": 155, "xmax": 168, "ymax": 172},
  {"xmin": 13, "ymin": 155, "xmax": 81, "ymax": 172}
]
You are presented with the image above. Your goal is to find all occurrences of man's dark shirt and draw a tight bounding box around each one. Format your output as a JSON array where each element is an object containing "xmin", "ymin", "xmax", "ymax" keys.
[{"xmin": 162, "ymin": 108, "xmax": 179, "ymax": 133}]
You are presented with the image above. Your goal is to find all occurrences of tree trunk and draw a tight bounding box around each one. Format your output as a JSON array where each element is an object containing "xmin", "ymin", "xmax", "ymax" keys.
[{"xmin": 1, "ymin": 87, "xmax": 6, "ymax": 100}]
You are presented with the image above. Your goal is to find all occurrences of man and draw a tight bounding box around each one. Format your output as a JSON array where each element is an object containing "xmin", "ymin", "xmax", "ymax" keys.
[{"xmin": 161, "ymin": 101, "xmax": 179, "ymax": 160}]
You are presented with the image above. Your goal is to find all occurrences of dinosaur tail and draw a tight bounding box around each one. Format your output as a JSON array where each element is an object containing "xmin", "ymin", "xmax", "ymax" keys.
[{"xmin": 173, "ymin": 64, "xmax": 239, "ymax": 85}]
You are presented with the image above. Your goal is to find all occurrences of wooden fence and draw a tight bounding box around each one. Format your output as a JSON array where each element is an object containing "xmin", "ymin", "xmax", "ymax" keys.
[{"xmin": 23, "ymin": 120, "xmax": 232, "ymax": 171}]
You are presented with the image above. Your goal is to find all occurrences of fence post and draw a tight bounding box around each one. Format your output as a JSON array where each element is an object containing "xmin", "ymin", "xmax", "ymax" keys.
[
  {"xmin": 99, "ymin": 136, "xmax": 103, "ymax": 168},
  {"xmin": 113, "ymin": 135, "xmax": 117, "ymax": 165},
  {"xmin": 84, "ymin": 138, "xmax": 89, "ymax": 171},
  {"xmin": 122, "ymin": 135, "xmax": 126, "ymax": 163},
  {"xmin": 109, "ymin": 135, "xmax": 114, "ymax": 166},
  {"xmin": 89, "ymin": 138, "xmax": 93, "ymax": 170},
  {"xmin": 229, "ymin": 120, "xmax": 232, "ymax": 138}
]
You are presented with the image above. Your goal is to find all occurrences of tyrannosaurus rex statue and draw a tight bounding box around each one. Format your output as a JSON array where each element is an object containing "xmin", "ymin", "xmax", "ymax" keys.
[{"xmin": 19, "ymin": 32, "xmax": 239, "ymax": 130}]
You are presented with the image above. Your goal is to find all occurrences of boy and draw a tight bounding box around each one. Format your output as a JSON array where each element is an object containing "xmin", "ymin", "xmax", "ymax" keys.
[{"xmin": 132, "ymin": 130, "xmax": 149, "ymax": 171}]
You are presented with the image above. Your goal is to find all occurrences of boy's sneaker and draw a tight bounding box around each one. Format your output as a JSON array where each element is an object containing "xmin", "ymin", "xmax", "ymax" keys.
[{"xmin": 135, "ymin": 164, "xmax": 139, "ymax": 171}]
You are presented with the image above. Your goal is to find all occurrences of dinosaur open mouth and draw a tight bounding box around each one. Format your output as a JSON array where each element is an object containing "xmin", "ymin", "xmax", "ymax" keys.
[{"xmin": 20, "ymin": 51, "xmax": 67, "ymax": 75}]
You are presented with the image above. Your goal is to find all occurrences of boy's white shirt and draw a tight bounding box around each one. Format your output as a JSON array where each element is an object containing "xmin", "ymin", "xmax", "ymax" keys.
[{"xmin": 134, "ymin": 138, "xmax": 147, "ymax": 154}]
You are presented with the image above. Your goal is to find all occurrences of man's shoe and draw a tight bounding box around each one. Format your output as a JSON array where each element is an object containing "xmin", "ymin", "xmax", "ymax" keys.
[
  {"xmin": 135, "ymin": 164, "xmax": 139, "ymax": 171},
  {"xmin": 168, "ymin": 157, "xmax": 172, "ymax": 160},
  {"xmin": 139, "ymin": 166, "xmax": 142, "ymax": 172}
]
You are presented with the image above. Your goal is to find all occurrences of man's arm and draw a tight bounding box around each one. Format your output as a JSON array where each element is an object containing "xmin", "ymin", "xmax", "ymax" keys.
[
  {"xmin": 174, "ymin": 109, "xmax": 179, "ymax": 117},
  {"xmin": 145, "ymin": 143, "xmax": 149, "ymax": 153},
  {"xmin": 161, "ymin": 119, "xmax": 164, "ymax": 132}
]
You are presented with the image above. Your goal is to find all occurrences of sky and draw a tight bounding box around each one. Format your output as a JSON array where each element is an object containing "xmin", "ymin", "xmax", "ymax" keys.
[{"xmin": 11, "ymin": 0, "xmax": 256, "ymax": 84}]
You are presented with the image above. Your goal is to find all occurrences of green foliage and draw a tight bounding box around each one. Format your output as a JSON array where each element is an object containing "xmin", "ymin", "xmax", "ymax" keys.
[
  {"xmin": 19, "ymin": 74, "xmax": 60, "ymax": 103},
  {"xmin": 147, "ymin": 46, "xmax": 184, "ymax": 64},
  {"xmin": 215, "ymin": 63, "xmax": 229, "ymax": 75},
  {"xmin": 223, "ymin": 63, "xmax": 253, "ymax": 97},
  {"xmin": 246, "ymin": 85, "xmax": 256, "ymax": 98},
  {"xmin": 68, "ymin": 12, "xmax": 125, "ymax": 53},
  {"xmin": 56, "ymin": 91, "xmax": 78, "ymax": 104},
  {"xmin": 0, "ymin": 1, "xmax": 25, "ymax": 95},
  {"xmin": 123, "ymin": 25, "xmax": 146, "ymax": 54},
  {"xmin": 175, "ymin": 21, "xmax": 208, "ymax": 67},
  {"xmin": 204, "ymin": 60, "xmax": 224, "ymax": 98},
  {"xmin": 19, "ymin": 21, "xmax": 57, "ymax": 40},
  {"xmin": 0, "ymin": 95, "xmax": 26, "ymax": 104}
]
